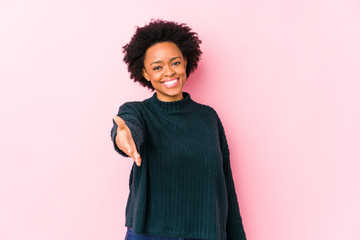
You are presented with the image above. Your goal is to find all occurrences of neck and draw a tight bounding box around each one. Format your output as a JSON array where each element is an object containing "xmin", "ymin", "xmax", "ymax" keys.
[
  {"xmin": 149, "ymin": 92, "xmax": 192, "ymax": 112},
  {"xmin": 155, "ymin": 92, "xmax": 184, "ymax": 102}
]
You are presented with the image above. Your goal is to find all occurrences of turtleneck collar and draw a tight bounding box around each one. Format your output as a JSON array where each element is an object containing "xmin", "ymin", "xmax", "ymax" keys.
[{"xmin": 148, "ymin": 92, "xmax": 192, "ymax": 112}]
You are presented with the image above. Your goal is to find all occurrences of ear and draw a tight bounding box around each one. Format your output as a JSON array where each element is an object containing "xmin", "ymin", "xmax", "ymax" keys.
[
  {"xmin": 184, "ymin": 58, "xmax": 188, "ymax": 69},
  {"xmin": 142, "ymin": 68, "xmax": 150, "ymax": 81}
]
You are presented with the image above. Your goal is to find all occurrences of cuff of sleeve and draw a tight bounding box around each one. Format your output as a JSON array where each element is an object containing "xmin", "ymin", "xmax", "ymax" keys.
[
  {"xmin": 226, "ymin": 218, "xmax": 247, "ymax": 240},
  {"xmin": 111, "ymin": 124, "xmax": 130, "ymax": 158},
  {"xmin": 111, "ymin": 120, "xmax": 143, "ymax": 158}
]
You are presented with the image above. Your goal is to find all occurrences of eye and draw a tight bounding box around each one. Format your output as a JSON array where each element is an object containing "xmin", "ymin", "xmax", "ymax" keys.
[
  {"xmin": 153, "ymin": 66, "xmax": 162, "ymax": 71},
  {"xmin": 172, "ymin": 61, "xmax": 181, "ymax": 66}
]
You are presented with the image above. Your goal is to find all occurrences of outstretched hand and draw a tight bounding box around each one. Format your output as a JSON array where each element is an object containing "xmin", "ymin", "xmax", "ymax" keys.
[{"xmin": 113, "ymin": 116, "xmax": 142, "ymax": 166}]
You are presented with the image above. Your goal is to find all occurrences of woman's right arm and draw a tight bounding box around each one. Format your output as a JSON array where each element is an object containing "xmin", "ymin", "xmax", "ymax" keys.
[
  {"xmin": 110, "ymin": 103, "xmax": 144, "ymax": 166},
  {"xmin": 113, "ymin": 116, "xmax": 142, "ymax": 166}
]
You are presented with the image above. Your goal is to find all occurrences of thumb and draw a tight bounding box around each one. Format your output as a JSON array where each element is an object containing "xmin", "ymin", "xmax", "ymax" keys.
[{"xmin": 113, "ymin": 116, "xmax": 126, "ymax": 129}]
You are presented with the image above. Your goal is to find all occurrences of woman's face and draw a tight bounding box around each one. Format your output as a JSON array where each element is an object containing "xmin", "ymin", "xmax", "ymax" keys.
[{"xmin": 142, "ymin": 41, "xmax": 187, "ymax": 102}]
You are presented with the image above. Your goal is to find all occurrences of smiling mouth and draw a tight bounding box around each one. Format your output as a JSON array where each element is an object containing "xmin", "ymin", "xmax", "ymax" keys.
[{"xmin": 162, "ymin": 78, "xmax": 179, "ymax": 88}]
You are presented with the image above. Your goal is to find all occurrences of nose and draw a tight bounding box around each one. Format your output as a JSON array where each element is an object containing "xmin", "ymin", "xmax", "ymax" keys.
[{"xmin": 164, "ymin": 64, "xmax": 175, "ymax": 77}]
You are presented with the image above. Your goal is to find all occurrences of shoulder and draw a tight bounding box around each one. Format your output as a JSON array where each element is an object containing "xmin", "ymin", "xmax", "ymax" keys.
[
  {"xmin": 117, "ymin": 93, "xmax": 155, "ymax": 112},
  {"xmin": 115, "ymin": 100, "xmax": 148, "ymax": 125},
  {"xmin": 191, "ymin": 100, "xmax": 221, "ymax": 121},
  {"xmin": 118, "ymin": 100, "xmax": 143, "ymax": 111},
  {"xmin": 191, "ymin": 99, "xmax": 228, "ymax": 134},
  {"xmin": 116, "ymin": 101, "xmax": 141, "ymax": 115}
]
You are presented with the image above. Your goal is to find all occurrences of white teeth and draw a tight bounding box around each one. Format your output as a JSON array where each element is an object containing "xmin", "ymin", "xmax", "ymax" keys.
[{"xmin": 163, "ymin": 79, "xmax": 177, "ymax": 85}]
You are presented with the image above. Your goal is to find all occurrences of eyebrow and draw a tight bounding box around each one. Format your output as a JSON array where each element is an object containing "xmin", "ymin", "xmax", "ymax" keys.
[{"xmin": 150, "ymin": 56, "xmax": 181, "ymax": 66}]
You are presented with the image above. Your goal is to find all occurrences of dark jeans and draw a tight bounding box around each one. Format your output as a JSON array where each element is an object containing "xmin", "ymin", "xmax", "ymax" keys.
[{"xmin": 125, "ymin": 227, "xmax": 206, "ymax": 240}]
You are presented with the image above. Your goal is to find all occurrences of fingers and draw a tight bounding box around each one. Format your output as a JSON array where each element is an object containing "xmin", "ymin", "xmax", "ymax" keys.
[
  {"xmin": 113, "ymin": 115, "xmax": 142, "ymax": 167},
  {"xmin": 131, "ymin": 151, "xmax": 142, "ymax": 167},
  {"xmin": 117, "ymin": 138, "xmax": 142, "ymax": 167},
  {"xmin": 118, "ymin": 139, "xmax": 142, "ymax": 167},
  {"xmin": 126, "ymin": 147, "xmax": 141, "ymax": 166}
]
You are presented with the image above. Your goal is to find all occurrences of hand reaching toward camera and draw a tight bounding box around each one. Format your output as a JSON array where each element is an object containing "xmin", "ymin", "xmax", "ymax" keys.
[{"xmin": 113, "ymin": 116, "xmax": 142, "ymax": 166}]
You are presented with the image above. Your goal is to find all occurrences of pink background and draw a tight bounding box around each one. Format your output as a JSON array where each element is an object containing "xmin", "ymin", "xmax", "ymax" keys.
[{"xmin": 1, "ymin": 0, "xmax": 359, "ymax": 239}]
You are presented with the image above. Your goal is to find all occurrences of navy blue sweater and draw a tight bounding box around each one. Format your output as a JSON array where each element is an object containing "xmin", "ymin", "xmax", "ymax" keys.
[{"xmin": 111, "ymin": 92, "xmax": 246, "ymax": 240}]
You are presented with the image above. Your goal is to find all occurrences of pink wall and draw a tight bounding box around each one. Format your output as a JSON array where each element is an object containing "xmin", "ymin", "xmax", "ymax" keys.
[{"xmin": 1, "ymin": 0, "xmax": 359, "ymax": 239}]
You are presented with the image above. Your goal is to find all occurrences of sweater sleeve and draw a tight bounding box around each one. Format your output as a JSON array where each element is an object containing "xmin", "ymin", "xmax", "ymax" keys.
[
  {"xmin": 110, "ymin": 103, "xmax": 144, "ymax": 158},
  {"xmin": 217, "ymin": 116, "xmax": 247, "ymax": 240}
]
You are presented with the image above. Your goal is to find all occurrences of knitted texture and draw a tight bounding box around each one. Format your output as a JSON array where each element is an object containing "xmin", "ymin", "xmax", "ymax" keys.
[{"xmin": 110, "ymin": 92, "xmax": 246, "ymax": 240}]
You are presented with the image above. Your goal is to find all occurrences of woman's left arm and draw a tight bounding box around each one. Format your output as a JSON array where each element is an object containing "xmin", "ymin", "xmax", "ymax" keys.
[{"xmin": 217, "ymin": 116, "xmax": 247, "ymax": 240}]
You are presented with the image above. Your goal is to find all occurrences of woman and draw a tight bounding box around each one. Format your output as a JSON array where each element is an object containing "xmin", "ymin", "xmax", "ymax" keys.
[{"xmin": 111, "ymin": 19, "xmax": 247, "ymax": 240}]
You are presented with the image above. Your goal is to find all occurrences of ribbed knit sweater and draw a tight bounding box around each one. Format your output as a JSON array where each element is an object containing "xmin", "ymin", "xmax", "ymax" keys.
[{"xmin": 110, "ymin": 92, "xmax": 246, "ymax": 240}]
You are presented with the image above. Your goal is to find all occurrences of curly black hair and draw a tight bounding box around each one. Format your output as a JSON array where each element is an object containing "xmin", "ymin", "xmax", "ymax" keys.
[{"xmin": 122, "ymin": 19, "xmax": 202, "ymax": 90}]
